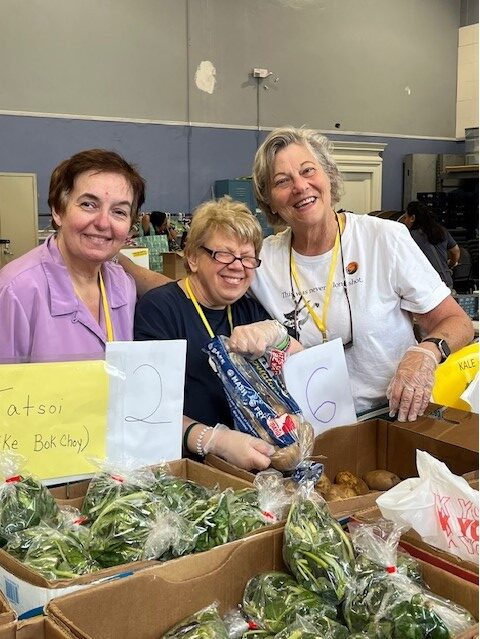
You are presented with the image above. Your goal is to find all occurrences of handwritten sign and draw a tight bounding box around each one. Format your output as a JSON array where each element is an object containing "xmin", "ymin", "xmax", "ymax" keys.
[
  {"xmin": 106, "ymin": 340, "xmax": 186, "ymax": 465},
  {"xmin": 0, "ymin": 361, "xmax": 108, "ymax": 480},
  {"xmin": 283, "ymin": 339, "xmax": 356, "ymax": 436}
]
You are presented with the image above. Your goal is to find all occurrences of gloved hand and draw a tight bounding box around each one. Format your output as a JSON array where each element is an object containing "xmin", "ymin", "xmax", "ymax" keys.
[
  {"xmin": 227, "ymin": 320, "xmax": 289, "ymax": 359},
  {"xmin": 386, "ymin": 346, "xmax": 438, "ymax": 422},
  {"xmin": 203, "ymin": 424, "xmax": 275, "ymax": 471}
]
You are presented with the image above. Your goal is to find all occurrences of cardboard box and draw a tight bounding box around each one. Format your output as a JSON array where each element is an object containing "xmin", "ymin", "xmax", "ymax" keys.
[
  {"xmin": 207, "ymin": 406, "xmax": 479, "ymax": 519},
  {"xmin": 45, "ymin": 527, "xmax": 478, "ymax": 639},
  {"xmin": 119, "ymin": 247, "xmax": 149, "ymax": 268},
  {"xmin": 161, "ymin": 251, "xmax": 187, "ymax": 279},
  {"xmin": 0, "ymin": 460, "xmax": 261, "ymax": 619},
  {"xmin": 16, "ymin": 616, "xmax": 69, "ymax": 639}
]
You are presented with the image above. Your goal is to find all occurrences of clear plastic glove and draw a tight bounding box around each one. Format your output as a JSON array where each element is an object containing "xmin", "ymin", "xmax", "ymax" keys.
[
  {"xmin": 203, "ymin": 424, "xmax": 275, "ymax": 471},
  {"xmin": 227, "ymin": 320, "xmax": 288, "ymax": 359},
  {"xmin": 386, "ymin": 346, "xmax": 438, "ymax": 422}
]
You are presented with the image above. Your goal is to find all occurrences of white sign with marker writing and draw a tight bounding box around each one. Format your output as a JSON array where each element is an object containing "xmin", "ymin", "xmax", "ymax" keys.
[
  {"xmin": 106, "ymin": 340, "xmax": 186, "ymax": 465},
  {"xmin": 283, "ymin": 338, "xmax": 356, "ymax": 436}
]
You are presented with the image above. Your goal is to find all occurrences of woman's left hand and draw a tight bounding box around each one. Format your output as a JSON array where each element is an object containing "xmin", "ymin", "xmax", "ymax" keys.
[{"xmin": 386, "ymin": 346, "xmax": 439, "ymax": 422}]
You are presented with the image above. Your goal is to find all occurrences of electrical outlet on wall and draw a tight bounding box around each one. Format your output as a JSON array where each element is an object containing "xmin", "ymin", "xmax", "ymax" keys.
[{"xmin": 252, "ymin": 68, "xmax": 270, "ymax": 78}]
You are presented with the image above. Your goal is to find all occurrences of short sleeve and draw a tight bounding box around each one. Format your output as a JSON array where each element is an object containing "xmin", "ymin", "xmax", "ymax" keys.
[{"xmin": 0, "ymin": 284, "xmax": 31, "ymax": 361}]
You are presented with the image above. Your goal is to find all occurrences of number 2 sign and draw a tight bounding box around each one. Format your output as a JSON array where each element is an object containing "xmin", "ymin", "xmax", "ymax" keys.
[{"xmin": 106, "ymin": 340, "xmax": 187, "ymax": 466}]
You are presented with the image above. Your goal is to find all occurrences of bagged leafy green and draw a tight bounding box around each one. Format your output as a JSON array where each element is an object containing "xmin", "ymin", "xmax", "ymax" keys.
[
  {"xmin": 88, "ymin": 490, "xmax": 162, "ymax": 567},
  {"xmin": 151, "ymin": 466, "xmax": 213, "ymax": 515},
  {"xmin": 273, "ymin": 614, "xmax": 349, "ymax": 639},
  {"xmin": 0, "ymin": 452, "xmax": 60, "ymax": 545},
  {"xmin": 162, "ymin": 602, "xmax": 229, "ymax": 638},
  {"xmin": 228, "ymin": 470, "xmax": 292, "ymax": 542},
  {"xmin": 242, "ymin": 571, "xmax": 338, "ymax": 635},
  {"xmin": 15, "ymin": 524, "xmax": 97, "ymax": 580},
  {"xmin": 343, "ymin": 520, "xmax": 476, "ymax": 638},
  {"xmin": 5, "ymin": 505, "xmax": 89, "ymax": 562},
  {"xmin": 143, "ymin": 506, "xmax": 198, "ymax": 561},
  {"xmin": 81, "ymin": 458, "xmax": 156, "ymax": 521},
  {"xmin": 181, "ymin": 490, "xmax": 230, "ymax": 553},
  {"xmin": 283, "ymin": 485, "xmax": 355, "ymax": 605}
]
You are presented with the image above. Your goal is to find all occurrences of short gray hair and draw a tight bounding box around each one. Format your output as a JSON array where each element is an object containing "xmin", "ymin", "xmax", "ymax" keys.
[{"xmin": 252, "ymin": 127, "xmax": 344, "ymax": 225}]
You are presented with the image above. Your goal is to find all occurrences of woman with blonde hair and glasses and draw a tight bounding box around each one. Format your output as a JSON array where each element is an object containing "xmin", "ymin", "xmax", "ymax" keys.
[{"xmin": 134, "ymin": 196, "xmax": 301, "ymax": 470}]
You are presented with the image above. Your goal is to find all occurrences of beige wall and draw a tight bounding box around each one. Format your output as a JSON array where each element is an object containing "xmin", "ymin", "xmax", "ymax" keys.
[{"xmin": 456, "ymin": 24, "xmax": 479, "ymax": 138}]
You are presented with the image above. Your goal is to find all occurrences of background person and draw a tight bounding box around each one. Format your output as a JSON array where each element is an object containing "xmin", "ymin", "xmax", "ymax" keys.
[
  {"xmin": 403, "ymin": 200, "xmax": 460, "ymax": 289},
  {"xmin": 0, "ymin": 149, "xmax": 145, "ymax": 362},
  {"xmin": 139, "ymin": 210, "xmax": 180, "ymax": 250},
  {"xmin": 134, "ymin": 196, "xmax": 300, "ymax": 470},
  {"xmin": 250, "ymin": 127, "xmax": 473, "ymax": 422}
]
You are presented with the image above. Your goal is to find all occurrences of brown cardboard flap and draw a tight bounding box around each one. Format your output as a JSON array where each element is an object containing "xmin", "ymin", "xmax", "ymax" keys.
[
  {"xmin": 16, "ymin": 617, "xmax": 71, "ymax": 639},
  {"xmin": 0, "ymin": 622, "xmax": 15, "ymax": 639}
]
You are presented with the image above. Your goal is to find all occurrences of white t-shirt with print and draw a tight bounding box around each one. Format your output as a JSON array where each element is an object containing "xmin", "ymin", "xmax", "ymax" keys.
[{"xmin": 250, "ymin": 213, "xmax": 450, "ymax": 414}]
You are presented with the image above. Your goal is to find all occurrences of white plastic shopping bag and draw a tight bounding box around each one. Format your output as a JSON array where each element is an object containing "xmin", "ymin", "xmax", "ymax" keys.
[{"xmin": 376, "ymin": 450, "xmax": 479, "ymax": 563}]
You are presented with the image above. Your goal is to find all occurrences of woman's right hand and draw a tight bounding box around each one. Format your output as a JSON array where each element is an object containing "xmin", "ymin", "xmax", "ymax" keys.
[{"xmin": 203, "ymin": 424, "xmax": 274, "ymax": 471}]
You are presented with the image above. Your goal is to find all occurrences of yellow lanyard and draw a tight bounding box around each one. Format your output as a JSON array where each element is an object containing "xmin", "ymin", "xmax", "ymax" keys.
[
  {"xmin": 184, "ymin": 277, "xmax": 233, "ymax": 339},
  {"xmin": 289, "ymin": 215, "xmax": 344, "ymax": 341},
  {"xmin": 98, "ymin": 270, "xmax": 114, "ymax": 342}
]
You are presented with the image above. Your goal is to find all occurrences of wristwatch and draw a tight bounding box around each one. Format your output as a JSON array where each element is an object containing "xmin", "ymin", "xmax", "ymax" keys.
[{"xmin": 421, "ymin": 337, "xmax": 451, "ymax": 363}]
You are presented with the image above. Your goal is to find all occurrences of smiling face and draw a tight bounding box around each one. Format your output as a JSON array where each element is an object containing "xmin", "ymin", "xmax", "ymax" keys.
[
  {"xmin": 269, "ymin": 143, "xmax": 333, "ymax": 232},
  {"xmin": 52, "ymin": 170, "xmax": 133, "ymax": 270},
  {"xmin": 187, "ymin": 230, "xmax": 256, "ymax": 309}
]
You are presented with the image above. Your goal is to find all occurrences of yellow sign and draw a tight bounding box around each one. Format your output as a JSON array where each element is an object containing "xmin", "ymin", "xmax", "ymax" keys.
[
  {"xmin": 0, "ymin": 360, "xmax": 108, "ymax": 480},
  {"xmin": 432, "ymin": 343, "xmax": 479, "ymax": 410}
]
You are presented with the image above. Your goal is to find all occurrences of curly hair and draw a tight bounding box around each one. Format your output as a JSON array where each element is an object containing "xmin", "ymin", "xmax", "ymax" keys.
[
  {"xmin": 184, "ymin": 196, "xmax": 263, "ymax": 273},
  {"xmin": 252, "ymin": 126, "xmax": 344, "ymax": 225}
]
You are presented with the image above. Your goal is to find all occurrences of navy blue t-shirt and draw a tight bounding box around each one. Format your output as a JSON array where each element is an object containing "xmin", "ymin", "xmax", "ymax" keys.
[{"xmin": 134, "ymin": 282, "xmax": 270, "ymax": 426}]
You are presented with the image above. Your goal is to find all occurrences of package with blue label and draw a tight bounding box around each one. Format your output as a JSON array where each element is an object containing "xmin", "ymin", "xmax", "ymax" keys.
[{"xmin": 205, "ymin": 336, "xmax": 315, "ymax": 474}]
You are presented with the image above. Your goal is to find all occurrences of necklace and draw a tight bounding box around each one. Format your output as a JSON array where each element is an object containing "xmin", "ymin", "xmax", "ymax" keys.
[{"xmin": 289, "ymin": 214, "xmax": 345, "ymax": 341}]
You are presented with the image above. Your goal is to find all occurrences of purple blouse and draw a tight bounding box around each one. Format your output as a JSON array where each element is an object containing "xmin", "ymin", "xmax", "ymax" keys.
[{"xmin": 0, "ymin": 236, "xmax": 136, "ymax": 362}]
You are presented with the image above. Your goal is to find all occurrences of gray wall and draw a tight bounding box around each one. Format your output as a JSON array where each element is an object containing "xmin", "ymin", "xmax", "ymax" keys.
[{"xmin": 0, "ymin": 0, "xmax": 470, "ymax": 217}]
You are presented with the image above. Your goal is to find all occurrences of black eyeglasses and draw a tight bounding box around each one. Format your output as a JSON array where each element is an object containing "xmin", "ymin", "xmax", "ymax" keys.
[{"xmin": 201, "ymin": 246, "xmax": 261, "ymax": 269}]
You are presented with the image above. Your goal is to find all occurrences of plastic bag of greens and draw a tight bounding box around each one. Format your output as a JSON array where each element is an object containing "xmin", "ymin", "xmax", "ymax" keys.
[
  {"xmin": 242, "ymin": 571, "xmax": 338, "ymax": 635},
  {"xmin": 151, "ymin": 464, "xmax": 213, "ymax": 514},
  {"xmin": 181, "ymin": 490, "xmax": 230, "ymax": 553},
  {"xmin": 143, "ymin": 506, "xmax": 198, "ymax": 561},
  {"xmin": 273, "ymin": 614, "xmax": 349, "ymax": 639},
  {"xmin": 205, "ymin": 336, "xmax": 314, "ymax": 473},
  {"xmin": 349, "ymin": 519, "xmax": 423, "ymax": 585},
  {"xmin": 11, "ymin": 522, "xmax": 98, "ymax": 580},
  {"xmin": 343, "ymin": 520, "xmax": 476, "ymax": 638},
  {"xmin": 162, "ymin": 602, "xmax": 229, "ymax": 638},
  {"xmin": 227, "ymin": 470, "xmax": 291, "ymax": 541},
  {"xmin": 5, "ymin": 505, "xmax": 89, "ymax": 561},
  {"xmin": 81, "ymin": 457, "xmax": 156, "ymax": 521},
  {"xmin": 88, "ymin": 490, "xmax": 163, "ymax": 567},
  {"xmin": 0, "ymin": 452, "xmax": 60, "ymax": 545},
  {"xmin": 283, "ymin": 484, "xmax": 355, "ymax": 605}
]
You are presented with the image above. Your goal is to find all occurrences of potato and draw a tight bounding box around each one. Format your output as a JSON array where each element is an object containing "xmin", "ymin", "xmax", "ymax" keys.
[
  {"xmin": 363, "ymin": 470, "xmax": 401, "ymax": 491},
  {"xmin": 324, "ymin": 485, "xmax": 357, "ymax": 501},
  {"xmin": 269, "ymin": 416, "xmax": 314, "ymax": 472},
  {"xmin": 314, "ymin": 474, "xmax": 332, "ymax": 496},
  {"xmin": 334, "ymin": 470, "xmax": 369, "ymax": 495}
]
